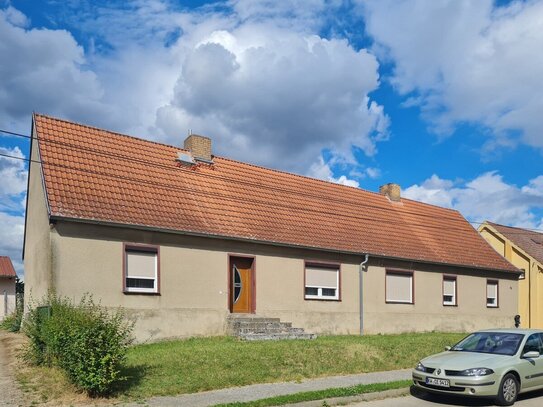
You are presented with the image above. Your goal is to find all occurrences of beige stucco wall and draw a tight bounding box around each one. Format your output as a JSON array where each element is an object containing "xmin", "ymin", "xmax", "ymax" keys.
[
  {"xmin": 23, "ymin": 127, "xmax": 53, "ymax": 311},
  {"xmin": 363, "ymin": 258, "xmax": 518, "ymax": 334},
  {"xmin": 51, "ymin": 221, "xmax": 361, "ymax": 342},
  {"xmin": 46, "ymin": 220, "xmax": 520, "ymax": 342},
  {"xmin": 0, "ymin": 278, "xmax": 16, "ymax": 320}
]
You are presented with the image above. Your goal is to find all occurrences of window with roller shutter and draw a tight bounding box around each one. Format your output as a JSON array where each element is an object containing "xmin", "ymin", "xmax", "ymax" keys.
[
  {"xmin": 385, "ymin": 271, "xmax": 413, "ymax": 304},
  {"xmin": 443, "ymin": 276, "xmax": 457, "ymax": 306},
  {"xmin": 304, "ymin": 263, "xmax": 339, "ymax": 301}
]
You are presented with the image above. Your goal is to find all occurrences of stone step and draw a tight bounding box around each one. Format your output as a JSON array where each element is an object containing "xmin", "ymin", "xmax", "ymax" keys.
[
  {"xmin": 240, "ymin": 332, "xmax": 317, "ymax": 341},
  {"xmin": 227, "ymin": 316, "xmax": 281, "ymax": 323},
  {"xmin": 236, "ymin": 327, "xmax": 291, "ymax": 334},
  {"xmin": 229, "ymin": 323, "xmax": 292, "ymax": 331},
  {"xmin": 226, "ymin": 315, "xmax": 315, "ymax": 341}
]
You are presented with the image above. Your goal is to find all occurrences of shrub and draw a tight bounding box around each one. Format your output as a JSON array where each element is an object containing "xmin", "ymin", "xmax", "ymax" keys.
[
  {"xmin": 0, "ymin": 310, "xmax": 22, "ymax": 332},
  {"xmin": 0, "ymin": 296, "xmax": 23, "ymax": 332},
  {"xmin": 23, "ymin": 293, "xmax": 134, "ymax": 396}
]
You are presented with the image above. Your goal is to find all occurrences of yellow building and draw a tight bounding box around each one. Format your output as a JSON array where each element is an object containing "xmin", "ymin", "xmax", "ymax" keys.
[{"xmin": 479, "ymin": 221, "xmax": 543, "ymax": 328}]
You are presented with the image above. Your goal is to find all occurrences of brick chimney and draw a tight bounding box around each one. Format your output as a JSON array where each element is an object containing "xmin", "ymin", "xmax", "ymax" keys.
[
  {"xmin": 379, "ymin": 183, "xmax": 401, "ymax": 202},
  {"xmin": 184, "ymin": 134, "xmax": 212, "ymax": 162}
]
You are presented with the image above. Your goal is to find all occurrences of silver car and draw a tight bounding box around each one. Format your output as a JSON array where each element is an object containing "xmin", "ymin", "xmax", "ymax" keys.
[{"xmin": 412, "ymin": 329, "xmax": 543, "ymax": 406}]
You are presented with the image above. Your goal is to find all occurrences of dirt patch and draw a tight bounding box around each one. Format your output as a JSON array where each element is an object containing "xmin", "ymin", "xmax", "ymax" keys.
[{"xmin": 0, "ymin": 331, "xmax": 28, "ymax": 406}]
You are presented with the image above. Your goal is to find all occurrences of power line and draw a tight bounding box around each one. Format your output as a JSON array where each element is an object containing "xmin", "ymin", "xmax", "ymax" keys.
[
  {"xmin": 2, "ymin": 148, "xmax": 542, "ymax": 240},
  {"xmin": 1, "ymin": 129, "xmax": 542, "ymax": 235},
  {"xmin": 0, "ymin": 129, "xmax": 30, "ymax": 139}
]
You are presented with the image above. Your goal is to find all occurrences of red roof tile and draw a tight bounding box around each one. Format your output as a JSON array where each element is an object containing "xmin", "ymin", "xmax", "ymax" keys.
[
  {"xmin": 33, "ymin": 114, "xmax": 518, "ymax": 273},
  {"xmin": 486, "ymin": 222, "xmax": 543, "ymax": 265},
  {"xmin": 0, "ymin": 257, "xmax": 17, "ymax": 278}
]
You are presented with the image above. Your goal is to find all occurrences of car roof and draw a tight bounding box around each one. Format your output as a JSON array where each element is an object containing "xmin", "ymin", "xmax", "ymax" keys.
[{"xmin": 475, "ymin": 328, "xmax": 543, "ymax": 335}]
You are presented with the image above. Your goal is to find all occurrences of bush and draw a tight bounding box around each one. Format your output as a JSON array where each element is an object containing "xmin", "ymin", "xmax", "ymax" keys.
[
  {"xmin": 23, "ymin": 294, "xmax": 134, "ymax": 396},
  {"xmin": 0, "ymin": 310, "xmax": 22, "ymax": 332},
  {"xmin": 0, "ymin": 296, "xmax": 23, "ymax": 332}
]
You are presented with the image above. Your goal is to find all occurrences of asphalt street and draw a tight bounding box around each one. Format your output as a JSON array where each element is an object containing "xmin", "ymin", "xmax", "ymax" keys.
[{"xmin": 348, "ymin": 387, "xmax": 543, "ymax": 406}]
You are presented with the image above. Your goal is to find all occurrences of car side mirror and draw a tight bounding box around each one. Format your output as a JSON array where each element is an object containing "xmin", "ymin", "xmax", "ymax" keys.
[
  {"xmin": 522, "ymin": 351, "xmax": 540, "ymax": 359},
  {"xmin": 445, "ymin": 346, "xmax": 451, "ymax": 351}
]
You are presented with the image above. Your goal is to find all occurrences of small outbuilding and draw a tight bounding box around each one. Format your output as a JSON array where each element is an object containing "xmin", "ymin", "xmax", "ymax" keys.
[{"xmin": 0, "ymin": 256, "xmax": 17, "ymax": 320}]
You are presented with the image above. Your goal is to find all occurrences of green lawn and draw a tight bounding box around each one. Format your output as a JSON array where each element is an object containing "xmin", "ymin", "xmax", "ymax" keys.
[{"xmin": 118, "ymin": 332, "xmax": 465, "ymax": 399}]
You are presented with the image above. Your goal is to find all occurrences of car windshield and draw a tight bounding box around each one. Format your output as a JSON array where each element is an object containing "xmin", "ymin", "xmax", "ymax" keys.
[{"xmin": 450, "ymin": 332, "xmax": 524, "ymax": 356}]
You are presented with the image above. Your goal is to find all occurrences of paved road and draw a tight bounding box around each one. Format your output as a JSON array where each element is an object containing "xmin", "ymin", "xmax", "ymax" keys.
[{"xmin": 349, "ymin": 387, "xmax": 543, "ymax": 406}]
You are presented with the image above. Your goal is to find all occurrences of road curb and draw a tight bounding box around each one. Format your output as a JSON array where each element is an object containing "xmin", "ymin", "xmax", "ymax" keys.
[{"xmin": 281, "ymin": 387, "xmax": 411, "ymax": 407}]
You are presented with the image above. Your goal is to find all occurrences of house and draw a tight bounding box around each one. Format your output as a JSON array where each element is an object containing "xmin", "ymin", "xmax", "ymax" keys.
[
  {"xmin": 0, "ymin": 256, "xmax": 17, "ymax": 321},
  {"xmin": 24, "ymin": 114, "xmax": 520, "ymax": 341},
  {"xmin": 479, "ymin": 221, "xmax": 543, "ymax": 329}
]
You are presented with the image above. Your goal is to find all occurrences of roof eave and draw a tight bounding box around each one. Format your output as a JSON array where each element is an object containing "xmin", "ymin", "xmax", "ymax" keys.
[{"xmin": 50, "ymin": 215, "xmax": 521, "ymax": 275}]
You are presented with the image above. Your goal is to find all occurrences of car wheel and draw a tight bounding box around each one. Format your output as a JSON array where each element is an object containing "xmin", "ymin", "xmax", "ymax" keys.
[{"xmin": 495, "ymin": 373, "xmax": 519, "ymax": 406}]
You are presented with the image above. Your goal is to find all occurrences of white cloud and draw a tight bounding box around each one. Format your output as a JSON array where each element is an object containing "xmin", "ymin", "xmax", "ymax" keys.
[
  {"xmin": 0, "ymin": 211, "xmax": 24, "ymax": 277},
  {"xmin": 156, "ymin": 25, "xmax": 387, "ymax": 173},
  {"xmin": 362, "ymin": 0, "xmax": 543, "ymax": 150},
  {"xmin": 0, "ymin": 146, "xmax": 27, "ymax": 211},
  {"xmin": 307, "ymin": 156, "xmax": 360, "ymax": 188},
  {"xmin": 0, "ymin": 6, "xmax": 107, "ymax": 132},
  {"xmin": 0, "ymin": 2, "xmax": 388, "ymax": 175},
  {"xmin": 404, "ymin": 172, "xmax": 543, "ymax": 229}
]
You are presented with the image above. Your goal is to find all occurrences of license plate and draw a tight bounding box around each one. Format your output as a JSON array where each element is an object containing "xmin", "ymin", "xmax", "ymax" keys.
[{"xmin": 426, "ymin": 377, "xmax": 450, "ymax": 387}]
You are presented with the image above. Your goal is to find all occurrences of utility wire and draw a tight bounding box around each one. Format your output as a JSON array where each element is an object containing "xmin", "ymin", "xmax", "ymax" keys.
[
  {"xmin": 2, "ymin": 149, "xmax": 542, "ymax": 238},
  {"xmin": 1, "ymin": 130, "xmax": 543, "ymax": 235}
]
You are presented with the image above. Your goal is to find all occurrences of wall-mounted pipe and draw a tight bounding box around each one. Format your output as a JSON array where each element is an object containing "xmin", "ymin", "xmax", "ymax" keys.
[{"xmin": 359, "ymin": 254, "xmax": 369, "ymax": 335}]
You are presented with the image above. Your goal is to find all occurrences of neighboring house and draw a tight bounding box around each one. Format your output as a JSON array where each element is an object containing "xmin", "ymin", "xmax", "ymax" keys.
[
  {"xmin": 24, "ymin": 114, "xmax": 520, "ymax": 341},
  {"xmin": 479, "ymin": 221, "xmax": 543, "ymax": 329},
  {"xmin": 0, "ymin": 256, "xmax": 17, "ymax": 320}
]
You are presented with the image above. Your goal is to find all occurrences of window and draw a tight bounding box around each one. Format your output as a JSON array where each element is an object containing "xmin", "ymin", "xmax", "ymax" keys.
[
  {"xmin": 522, "ymin": 333, "xmax": 543, "ymax": 355},
  {"xmin": 124, "ymin": 245, "xmax": 159, "ymax": 294},
  {"xmin": 304, "ymin": 263, "xmax": 339, "ymax": 300},
  {"xmin": 519, "ymin": 269, "xmax": 526, "ymax": 280},
  {"xmin": 443, "ymin": 276, "xmax": 457, "ymax": 306},
  {"xmin": 486, "ymin": 280, "xmax": 498, "ymax": 308},
  {"xmin": 385, "ymin": 271, "xmax": 413, "ymax": 304}
]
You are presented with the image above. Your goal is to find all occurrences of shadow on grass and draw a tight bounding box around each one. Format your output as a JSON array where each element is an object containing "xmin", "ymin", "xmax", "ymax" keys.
[{"xmin": 108, "ymin": 364, "xmax": 149, "ymax": 397}]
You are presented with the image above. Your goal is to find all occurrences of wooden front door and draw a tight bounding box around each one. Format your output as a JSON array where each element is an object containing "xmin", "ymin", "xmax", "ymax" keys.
[{"xmin": 230, "ymin": 256, "xmax": 254, "ymax": 313}]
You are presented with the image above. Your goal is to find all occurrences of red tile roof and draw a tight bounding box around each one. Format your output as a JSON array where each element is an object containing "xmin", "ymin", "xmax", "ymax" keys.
[
  {"xmin": 0, "ymin": 257, "xmax": 17, "ymax": 278},
  {"xmin": 486, "ymin": 222, "xmax": 543, "ymax": 265},
  {"xmin": 33, "ymin": 114, "xmax": 518, "ymax": 273}
]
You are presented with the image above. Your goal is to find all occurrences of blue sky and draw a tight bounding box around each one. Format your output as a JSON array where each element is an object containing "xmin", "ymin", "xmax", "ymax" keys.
[{"xmin": 1, "ymin": 0, "xmax": 542, "ymax": 276}]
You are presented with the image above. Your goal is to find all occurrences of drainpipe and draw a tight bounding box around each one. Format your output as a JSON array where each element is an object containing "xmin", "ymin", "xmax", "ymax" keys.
[{"xmin": 359, "ymin": 254, "xmax": 369, "ymax": 335}]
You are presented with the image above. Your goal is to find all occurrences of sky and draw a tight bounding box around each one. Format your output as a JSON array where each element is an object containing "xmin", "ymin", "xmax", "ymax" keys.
[{"xmin": 1, "ymin": 0, "xmax": 542, "ymax": 278}]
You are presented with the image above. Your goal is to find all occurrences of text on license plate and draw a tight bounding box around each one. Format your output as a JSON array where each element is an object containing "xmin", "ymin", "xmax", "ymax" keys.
[{"xmin": 426, "ymin": 377, "xmax": 450, "ymax": 387}]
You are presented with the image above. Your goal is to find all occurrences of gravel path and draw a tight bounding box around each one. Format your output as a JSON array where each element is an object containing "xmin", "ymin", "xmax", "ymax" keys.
[{"xmin": 0, "ymin": 331, "xmax": 27, "ymax": 407}]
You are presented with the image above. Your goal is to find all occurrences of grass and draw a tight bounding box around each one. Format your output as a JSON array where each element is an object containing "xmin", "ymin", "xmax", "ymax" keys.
[
  {"xmin": 118, "ymin": 332, "xmax": 465, "ymax": 399},
  {"xmin": 213, "ymin": 380, "xmax": 412, "ymax": 407}
]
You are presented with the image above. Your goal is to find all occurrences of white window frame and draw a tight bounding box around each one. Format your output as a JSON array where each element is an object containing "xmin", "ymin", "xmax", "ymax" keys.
[
  {"xmin": 486, "ymin": 280, "xmax": 499, "ymax": 308},
  {"xmin": 443, "ymin": 276, "xmax": 457, "ymax": 306},
  {"xmin": 124, "ymin": 245, "xmax": 159, "ymax": 294},
  {"xmin": 385, "ymin": 271, "xmax": 414, "ymax": 304},
  {"xmin": 304, "ymin": 263, "xmax": 340, "ymax": 301}
]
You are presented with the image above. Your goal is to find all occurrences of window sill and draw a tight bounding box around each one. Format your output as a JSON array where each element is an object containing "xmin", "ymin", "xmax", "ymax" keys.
[
  {"xmin": 486, "ymin": 305, "xmax": 499, "ymax": 309},
  {"xmin": 304, "ymin": 297, "xmax": 341, "ymax": 302},
  {"xmin": 443, "ymin": 304, "xmax": 457, "ymax": 307},
  {"xmin": 123, "ymin": 291, "xmax": 161, "ymax": 296},
  {"xmin": 385, "ymin": 301, "xmax": 414, "ymax": 305}
]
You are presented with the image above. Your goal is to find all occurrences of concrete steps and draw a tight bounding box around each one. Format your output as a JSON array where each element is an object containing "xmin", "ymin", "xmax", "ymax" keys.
[{"xmin": 227, "ymin": 315, "xmax": 317, "ymax": 341}]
